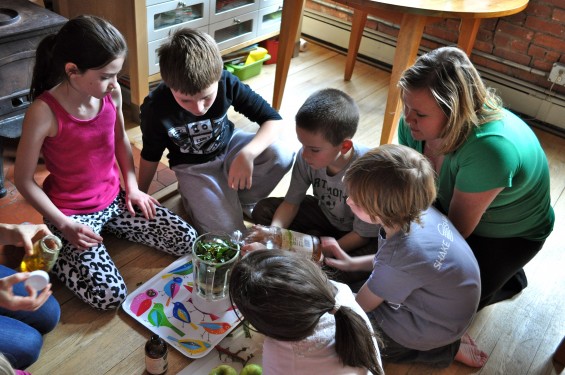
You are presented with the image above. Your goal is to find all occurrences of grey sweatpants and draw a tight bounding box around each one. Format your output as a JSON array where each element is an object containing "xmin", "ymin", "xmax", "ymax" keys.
[{"xmin": 173, "ymin": 130, "xmax": 295, "ymax": 234}]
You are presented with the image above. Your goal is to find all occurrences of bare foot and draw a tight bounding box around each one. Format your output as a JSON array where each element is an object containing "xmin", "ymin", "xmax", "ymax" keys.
[
  {"xmin": 455, "ymin": 335, "xmax": 488, "ymax": 368},
  {"xmin": 461, "ymin": 332, "xmax": 476, "ymax": 346}
]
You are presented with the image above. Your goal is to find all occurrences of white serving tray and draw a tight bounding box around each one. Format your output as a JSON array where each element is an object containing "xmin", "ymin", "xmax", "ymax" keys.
[{"xmin": 122, "ymin": 254, "xmax": 241, "ymax": 358}]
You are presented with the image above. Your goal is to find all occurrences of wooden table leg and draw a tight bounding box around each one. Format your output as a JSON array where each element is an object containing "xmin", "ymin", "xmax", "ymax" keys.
[
  {"xmin": 272, "ymin": 0, "xmax": 305, "ymax": 110},
  {"xmin": 344, "ymin": 8, "xmax": 368, "ymax": 81},
  {"xmin": 458, "ymin": 18, "xmax": 481, "ymax": 55},
  {"xmin": 379, "ymin": 14, "xmax": 426, "ymax": 145}
]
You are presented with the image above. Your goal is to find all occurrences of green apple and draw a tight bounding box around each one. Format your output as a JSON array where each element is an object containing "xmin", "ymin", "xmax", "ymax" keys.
[
  {"xmin": 209, "ymin": 364, "xmax": 238, "ymax": 375},
  {"xmin": 240, "ymin": 363, "xmax": 263, "ymax": 375}
]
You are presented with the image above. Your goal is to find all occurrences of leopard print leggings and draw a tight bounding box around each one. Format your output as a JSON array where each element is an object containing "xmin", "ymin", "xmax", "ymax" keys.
[{"xmin": 46, "ymin": 191, "xmax": 197, "ymax": 310}]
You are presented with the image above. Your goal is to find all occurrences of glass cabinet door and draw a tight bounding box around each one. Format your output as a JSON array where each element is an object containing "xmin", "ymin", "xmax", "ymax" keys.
[
  {"xmin": 210, "ymin": 0, "xmax": 259, "ymax": 24},
  {"xmin": 147, "ymin": 0, "xmax": 210, "ymax": 42},
  {"xmin": 209, "ymin": 12, "xmax": 257, "ymax": 50},
  {"xmin": 257, "ymin": 3, "xmax": 282, "ymax": 35}
]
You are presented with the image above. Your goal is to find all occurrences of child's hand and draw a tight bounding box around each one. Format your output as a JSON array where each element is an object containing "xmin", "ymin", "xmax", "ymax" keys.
[
  {"xmin": 60, "ymin": 220, "xmax": 102, "ymax": 251},
  {"xmin": 228, "ymin": 151, "xmax": 254, "ymax": 190},
  {"xmin": 321, "ymin": 236, "xmax": 354, "ymax": 271},
  {"xmin": 240, "ymin": 242, "xmax": 268, "ymax": 257},
  {"xmin": 126, "ymin": 189, "xmax": 159, "ymax": 220}
]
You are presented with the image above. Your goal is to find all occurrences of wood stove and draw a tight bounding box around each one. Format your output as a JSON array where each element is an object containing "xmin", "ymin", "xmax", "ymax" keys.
[{"xmin": 0, "ymin": 0, "xmax": 66, "ymax": 197}]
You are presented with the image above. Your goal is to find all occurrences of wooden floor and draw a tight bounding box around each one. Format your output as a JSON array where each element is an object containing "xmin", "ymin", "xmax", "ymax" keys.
[{"xmin": 20, "ymin": 41, "xmax": 565, "ymax": 374}]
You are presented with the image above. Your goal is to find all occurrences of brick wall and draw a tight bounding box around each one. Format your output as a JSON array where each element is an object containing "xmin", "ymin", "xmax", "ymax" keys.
[{"xmin": 305, "ymin": 0, "xmax": 565, "ymax": 96}]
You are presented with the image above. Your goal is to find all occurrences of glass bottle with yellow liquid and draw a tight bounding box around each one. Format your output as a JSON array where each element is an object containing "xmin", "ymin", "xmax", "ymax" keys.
[
  {"xmin": 20, "ymin": 235, "xmax": 62, "ymax": 272},
  {"xmin": 236, "ymin": 225, "xmax": 322, "ymax": 262}
]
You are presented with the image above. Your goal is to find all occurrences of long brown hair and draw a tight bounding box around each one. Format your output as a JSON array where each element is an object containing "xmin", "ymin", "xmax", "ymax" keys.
[
  {"xmin": 230, "ymin": 250, "xmax": 383, "ymax": 374},
  {"xmin": 30, "ymin": 15, "xmax": 127, "ymax": 100}
]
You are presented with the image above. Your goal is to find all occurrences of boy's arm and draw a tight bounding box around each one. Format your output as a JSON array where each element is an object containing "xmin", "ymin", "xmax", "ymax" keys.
[
  {"xmin": 322, "ymin": 237, "xmax": 374, "ymax": 271},
  {"xmin": 228, "ymin": 120, "xmax": 281, "ymax": 190},
  {"xmin": 138, "ymin": 158, "xmax": 160, "ymax": 193},
  {"xmin": 337, "ymin": 231, "xmax": 370, "ymax": 253},
  {"xmin": 271, "ymin": 200, "xmax": 299, "ymax": 228},
  {"xmin": 245, "ymin": 119, "xmax": 281, "ymax": 154},
  {"xmin": 356, "ymin": 283, "xmax": 385, "ymax": 312}
]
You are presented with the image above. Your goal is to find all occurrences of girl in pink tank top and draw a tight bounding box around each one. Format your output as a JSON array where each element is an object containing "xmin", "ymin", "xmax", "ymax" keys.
[{"xmin": 14, "ymin": 16, "xmax": 197, "ymax": 314}]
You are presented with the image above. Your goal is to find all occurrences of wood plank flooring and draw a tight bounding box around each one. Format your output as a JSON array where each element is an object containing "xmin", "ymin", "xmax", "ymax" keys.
[{"xmin": 25, "ymin": 41, "xmax": 565, "ymax": 374}]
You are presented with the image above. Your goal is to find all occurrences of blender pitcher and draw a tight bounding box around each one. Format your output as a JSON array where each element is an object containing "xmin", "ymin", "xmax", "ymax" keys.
[{"xmin": 192, "ymin": 232, "xmax": 240, "ymax": 314}]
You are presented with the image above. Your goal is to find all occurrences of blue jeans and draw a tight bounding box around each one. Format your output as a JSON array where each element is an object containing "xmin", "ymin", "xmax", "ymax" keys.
[{"xmin": 0, "ymin": 265, "xmax": 60, "ymax": 369}]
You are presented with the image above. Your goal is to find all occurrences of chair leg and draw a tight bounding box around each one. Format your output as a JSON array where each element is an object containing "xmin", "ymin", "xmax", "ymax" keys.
[{"xmin": 344, "ymin": 8, "xmax": 368, "ymax": 81}]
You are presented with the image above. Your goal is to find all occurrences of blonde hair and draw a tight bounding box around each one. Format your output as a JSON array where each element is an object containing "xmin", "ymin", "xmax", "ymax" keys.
[
  {"xmin": 344, "ymin": 144, "xmax": 436, "ymax": 232},
  {"xmin": 398, "ymin": 46, "xmax": 503, "ymax": 154}
]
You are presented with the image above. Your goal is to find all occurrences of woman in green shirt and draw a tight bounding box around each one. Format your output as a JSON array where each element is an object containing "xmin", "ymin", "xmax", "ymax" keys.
[{"xmin": 397, "ymin": 46, "xmax": 554, "ymax": 309}]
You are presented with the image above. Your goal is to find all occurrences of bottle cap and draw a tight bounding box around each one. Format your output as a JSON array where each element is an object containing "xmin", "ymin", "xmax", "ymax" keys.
[{"xmin": 25, "ymin": 270, "xmax": 50, "ymax": 290}]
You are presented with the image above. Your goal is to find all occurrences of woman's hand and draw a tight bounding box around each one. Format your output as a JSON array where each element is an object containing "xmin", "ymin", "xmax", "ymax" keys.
[
  {"xmin": 228, "ymin": 150, "xmax": 254, "ymax": 190},
  {"xmin": 126, "ymin": 188, "xmax": 159, "ymax": 220},
  {"xmin": 0, "ymin": 223, "xmax": 52, "ymax": 256},
  {"xmin": 0, "ymin": 273, "xmax": 52, "ymax": 311}
]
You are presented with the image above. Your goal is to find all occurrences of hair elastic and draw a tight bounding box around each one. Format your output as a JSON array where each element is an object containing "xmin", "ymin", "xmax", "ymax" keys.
[{"xmin": 329, "ymin": 303, "xmax": 341, "ymax": 315}]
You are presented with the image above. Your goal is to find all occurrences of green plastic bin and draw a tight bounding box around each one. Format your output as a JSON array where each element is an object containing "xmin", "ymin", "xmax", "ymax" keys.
[{"xmin": 225, "ymin": 54, "xmax": 271, "ymax": 81}]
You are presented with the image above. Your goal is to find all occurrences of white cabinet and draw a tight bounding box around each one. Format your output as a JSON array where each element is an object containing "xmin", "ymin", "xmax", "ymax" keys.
[
  {"xmin": 52, "ymin": 0, "xmax": 284, "ymax": 117},
  {"xmin": 257, "ymin": 3, "xmax": 283, "ymax": 35},
  {"xmin": 209, "ymin": 11, "xmax": 257, "ymax": 50},
  {"xmin": 210, "ymin": 0, "xmax": 259, "ymax": 24},
  {"xmin": 146, "ymin": 0, "xmax": 282, "ymax": 75},
  {"xmin": 147, "ymin": 0, "xmax": 210, "ymax": 42}
]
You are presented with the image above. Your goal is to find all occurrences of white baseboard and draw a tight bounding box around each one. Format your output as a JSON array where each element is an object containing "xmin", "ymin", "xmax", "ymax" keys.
[{"xmin": 302, "ymin": 11, "xmax": 565, "ymax": 133}]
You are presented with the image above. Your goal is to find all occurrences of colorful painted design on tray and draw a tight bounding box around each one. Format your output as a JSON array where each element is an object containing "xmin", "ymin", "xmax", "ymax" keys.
[
  {"xmin": 167, "ymin": 336, "xmax": 211, "ymax": 356},
  {"xmin": 129, "ymin": 288, "xmax": 158, "ymax": 317},
  {"xmin": 162, "ymin": 261, "xmax": 193, "ymax": 278},
  {"xmin": 122, "ymin": 255, "xmax": 242, "ymax": 358},
  {"xmin": 177, "ymin": 322, "xmax": 265, "ymax": 375},
  {"xmin": 164, "ymin": 276, "xmax": 182, "ymax": 306},
  {"xmin": 172, "ymin": 301, "xmax": 198, "ymax": 330}
]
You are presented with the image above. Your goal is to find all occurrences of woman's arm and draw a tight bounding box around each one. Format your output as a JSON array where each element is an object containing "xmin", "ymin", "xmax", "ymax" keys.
[{"xmin": 449, "ymin": 187, "xmax": 504, "ymax": 238}]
